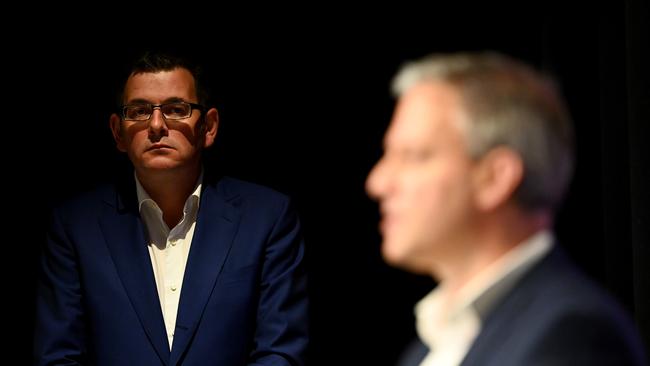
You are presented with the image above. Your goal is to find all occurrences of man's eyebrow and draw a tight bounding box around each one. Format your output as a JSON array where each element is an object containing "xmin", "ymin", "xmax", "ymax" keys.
[
  {"xmin": 162, "ymin": 97, "xmax": 186, "ymax": 103},
  {"xmin": 124, "ymin": 97, "xmax": 187, "ymax": 105},
  {"xmin": 124, "ymin": 98, "xmax": 151, "ymax": 105}
]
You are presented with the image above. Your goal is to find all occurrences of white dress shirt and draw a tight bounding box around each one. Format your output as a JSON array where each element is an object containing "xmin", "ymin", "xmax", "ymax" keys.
[
  {"xmin": 415, "ymin": 230, "xmax": 553, "ymax": 366},
  {"xmin": 136, "ymin": 173, "xmax": 202, "ymax": 350}
]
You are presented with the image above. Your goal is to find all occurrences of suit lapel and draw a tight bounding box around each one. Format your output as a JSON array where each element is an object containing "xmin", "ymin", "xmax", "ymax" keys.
[
  {"xmin": 99, "ymin": 182, "xmax": 170, "ymax": 365},
  {"xmin": 460, "ymin": 248, "xmax": 562, "ymax": 366},
  {"xmin": 170, "ymin": 181, "xmax": 241, "ymax": 366}
]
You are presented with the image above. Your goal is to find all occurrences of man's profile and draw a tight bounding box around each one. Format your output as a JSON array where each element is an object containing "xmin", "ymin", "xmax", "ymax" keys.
[{"xmin": 366, "ymin": 52, "xmax": 646, "ymax": 365}]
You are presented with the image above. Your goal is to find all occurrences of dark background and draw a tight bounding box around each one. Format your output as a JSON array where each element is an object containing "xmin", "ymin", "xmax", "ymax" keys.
[{"xmin": 15, "ymin": 2, "xmax": 649, "ymax": 364}]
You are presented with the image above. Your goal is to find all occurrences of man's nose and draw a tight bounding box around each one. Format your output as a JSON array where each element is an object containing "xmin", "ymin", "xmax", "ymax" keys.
[
  {"xmin": 366, "ymin": 158, "xmax": 390, "ymax": 200},
  {"xmin": 148, "ymin": 108, "xmax": 168, "ymax": 133}
]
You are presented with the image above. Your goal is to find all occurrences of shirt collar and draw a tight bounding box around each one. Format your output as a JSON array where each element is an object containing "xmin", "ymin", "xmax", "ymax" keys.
[
  {"xmin": 135, "ymin": 169, "xmax": 203, "ymax": 215},
  {"xmin": 415, "ymin": 230, "xmax": 553, "ymax": 350}
]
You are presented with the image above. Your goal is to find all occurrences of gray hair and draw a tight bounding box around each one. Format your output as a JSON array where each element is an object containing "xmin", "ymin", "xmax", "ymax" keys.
[{"xmin": 392, "ymin": 52, "xmax": 574, "ymax": 211}]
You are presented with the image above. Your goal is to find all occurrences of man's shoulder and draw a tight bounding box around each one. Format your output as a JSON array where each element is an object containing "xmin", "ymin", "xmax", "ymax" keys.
[
  {"xmin": 45, "ymin": 184, "xmax": 119, "ymax": 229},
  {"xmin": 465, "ymin": 247, "xmax": 647, "ymax": 365},
  {"xmin": 50, "ymin": 184, "xmax": 115, "ymax": 212},
  {"xmin": 520, "ymin": 248, "xmax": 628, "ymax": 316},
  {"xmin": 206, "ymin": 176, "xmax": 291, "ymax": 206},
  {"xmin": 486, "ymin": 247, "xmax": 631, "ymax": 334}
]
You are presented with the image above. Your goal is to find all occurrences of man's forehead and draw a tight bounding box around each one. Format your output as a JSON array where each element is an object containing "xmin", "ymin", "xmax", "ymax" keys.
[
  {"xmin": 124, "ymin": 69, "xmax": 197, "ymax": 101},
  {"xmin": 385, "ymin": 82, "xmax": 465, "ymax": 146}
]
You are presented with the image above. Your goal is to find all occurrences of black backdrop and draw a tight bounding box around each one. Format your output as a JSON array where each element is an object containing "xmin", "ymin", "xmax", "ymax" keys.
[{"xmin": 16, "ymin": 2, "xmax": 649, "ymax": 364}]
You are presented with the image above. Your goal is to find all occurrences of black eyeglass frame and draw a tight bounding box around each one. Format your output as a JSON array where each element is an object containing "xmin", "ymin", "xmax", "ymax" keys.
[{"xmin": 120, "ymin": 102, "xmax": 205, "ymax": 121}]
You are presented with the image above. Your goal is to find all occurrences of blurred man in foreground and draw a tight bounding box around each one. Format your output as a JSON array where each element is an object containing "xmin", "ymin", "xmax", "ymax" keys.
[{"xmin": 366, "ymin": 52, "xmax": 646, "ymax": 365}]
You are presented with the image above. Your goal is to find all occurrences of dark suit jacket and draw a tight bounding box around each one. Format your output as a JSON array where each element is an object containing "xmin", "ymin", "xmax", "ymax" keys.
[
  {"xmin": 398, "ymin": 247, "xmax": 647, "ymax": 366},
  {"xmin": 34, "ymin": 175, "xmax": 308, "ymax": 365}
]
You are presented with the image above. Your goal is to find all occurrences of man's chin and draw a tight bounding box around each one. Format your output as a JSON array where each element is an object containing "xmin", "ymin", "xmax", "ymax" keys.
[
  {"xmin": 381, "ymin": 240, "xmax": 431, "ymax": 275},
  {"xmin": 140, "ymin": 160, "xmax": 182, "ymax": 172},
  {"xmin": 381, "ymin": 240, "xmax": 411, "ymax": 268}
]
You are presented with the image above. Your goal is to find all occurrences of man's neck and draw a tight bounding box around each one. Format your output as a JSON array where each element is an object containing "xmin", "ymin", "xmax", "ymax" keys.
[
  {"xmin": 435, "ymin": 208, "xmax": 550, "ymax": 295},
  {"xmin": 136, "ymin": 164, "xmax": 201, "ymax": 228}
]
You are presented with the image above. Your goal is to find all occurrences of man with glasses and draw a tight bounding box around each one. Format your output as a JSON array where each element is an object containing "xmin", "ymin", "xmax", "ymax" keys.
[{"xmin": 34, "ymin": 51, "xmax": 308, "ymax": 365}]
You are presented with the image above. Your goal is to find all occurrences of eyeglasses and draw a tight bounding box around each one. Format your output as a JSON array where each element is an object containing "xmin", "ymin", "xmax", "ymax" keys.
[{"xmin": 120, "ymin": 102, "xmax": 204, "ymax": 121}]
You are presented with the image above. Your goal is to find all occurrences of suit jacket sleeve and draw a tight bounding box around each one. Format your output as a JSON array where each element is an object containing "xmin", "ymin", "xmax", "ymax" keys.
[
  {"xmin": 247, "ymin": 197, "xmax": 308, "ymax": 366},
  {"xmin": 34, "ymin": 207, "xmax": 87, "ymax": 365}
]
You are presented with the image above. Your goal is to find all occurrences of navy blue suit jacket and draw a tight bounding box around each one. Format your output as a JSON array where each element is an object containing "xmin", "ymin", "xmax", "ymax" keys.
[
  {"xmin": 35, "ymin": 175, "xmax": 308, "ymax": 365},
  {"xmin": 398, "ymin": 247, "xmax": 647, "ymax": 366}
]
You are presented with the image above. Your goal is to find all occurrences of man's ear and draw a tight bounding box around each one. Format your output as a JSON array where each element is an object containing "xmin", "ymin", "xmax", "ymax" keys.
[
  {"xmin": 202, "ymin": 108, "xmax": 219, "ymax": 148},
  {"xmin": 109, "ymin": 114, "xmax": 127, "ymax": 152},
  {"xmin": 471, "ymin": 146, "xmax": 524, "ymax": 211}
]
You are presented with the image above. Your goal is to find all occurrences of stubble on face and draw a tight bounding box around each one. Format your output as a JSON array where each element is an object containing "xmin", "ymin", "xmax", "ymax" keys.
[{"xmin": 368, "ymin": 82, "xmax": 477, "ymax": 276}]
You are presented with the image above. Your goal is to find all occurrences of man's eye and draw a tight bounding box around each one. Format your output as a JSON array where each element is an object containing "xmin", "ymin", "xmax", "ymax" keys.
[
  {"xmin": 125, "ymin": 105, "xmax": 151, "ymax": 119},
  {"xmin": 162, "ymin": 104, "xmax": 191, "ymax": 118},
  {"xmin": 132, "ymin": 107, "xmax": 149, "ymax": 115}
]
